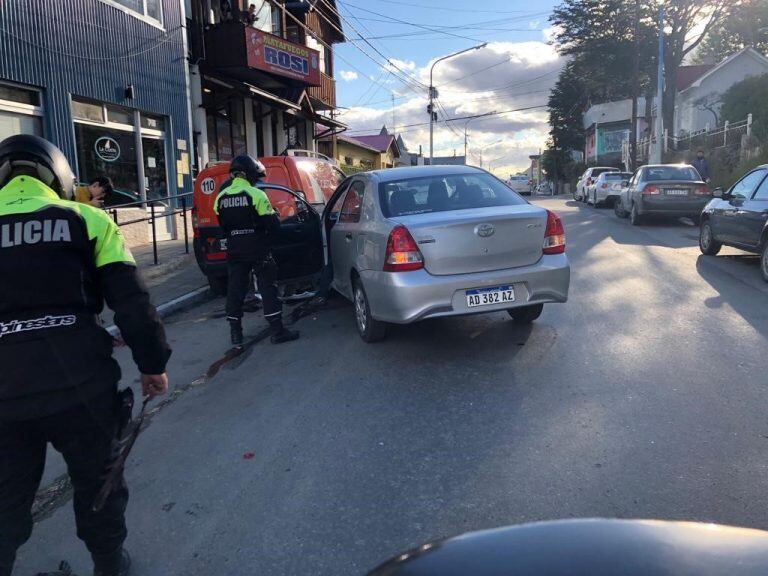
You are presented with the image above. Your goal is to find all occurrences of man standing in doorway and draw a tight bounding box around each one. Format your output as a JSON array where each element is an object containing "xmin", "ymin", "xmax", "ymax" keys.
[{"xmin": 214, "ymin": 155, "xmax": 299, "ymax": 347}]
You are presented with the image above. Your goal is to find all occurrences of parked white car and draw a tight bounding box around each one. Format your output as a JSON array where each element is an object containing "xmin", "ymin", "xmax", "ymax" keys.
[
  {"xmin": 589, "ymin": 171, "xmax": 633, "ymax": 207},
  {"xmin": 575, "ymin": 167, "xmax": 619, "ymax": 202}
]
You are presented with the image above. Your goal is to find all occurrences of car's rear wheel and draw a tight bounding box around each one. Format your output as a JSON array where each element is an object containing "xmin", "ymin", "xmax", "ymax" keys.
[
  {"xmin": 207, "ymin": 274, "xmax": 227, "ymax": 296},
  {"xmin": 630, "ymin": 203, "xmax": 643, "ymax": 226},
  {"xmin": 760, "ymin": 240, "xmax": 768, "ymax": 283},
  {"xmin": 507, "ymin": 303, "xmax": 544, "ymax": 324},
  {"xmin": 353, "ymin": 278, "xmax": 387, "ymax": 342},
  {"xmin": 699, "ymin": 220, "xmax": 722, "ymax": 256}
]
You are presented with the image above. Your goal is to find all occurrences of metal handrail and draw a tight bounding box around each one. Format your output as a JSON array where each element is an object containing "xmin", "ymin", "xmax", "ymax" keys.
[{"xmin": 106, "ymin": 192, "xmax": 195, "ymax": 266}]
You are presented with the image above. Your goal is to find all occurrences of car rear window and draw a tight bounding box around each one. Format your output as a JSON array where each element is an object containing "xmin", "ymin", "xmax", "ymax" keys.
[
  {"xmin": 644, "ymin": 166, "xmax": 700, "ymax": 181},
  {"xmin": 379, "ymin": 172, "xmax": 527, "ymax": 218},
  {"xmin": 604, "ymin": 173, "xmax": 632, "ymax": 181},
  {"xmin": 592, "ymin": 168, "xmax": 618, "ymax": 177}
]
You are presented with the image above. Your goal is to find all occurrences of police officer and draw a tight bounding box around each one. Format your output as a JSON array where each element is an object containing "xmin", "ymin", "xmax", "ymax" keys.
[
  {"xmin": 0, "ymin": 135, "xmax": 171, "ymax": 576},
  {"xmin": 214, "ymin": 155, "xmax": 299, "ymax": 347}
]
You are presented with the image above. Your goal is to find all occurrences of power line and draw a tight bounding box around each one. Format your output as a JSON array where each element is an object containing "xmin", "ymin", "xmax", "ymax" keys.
[
  {"xmin": 368, "ymin": 0, "xmax": 545, "ymax": 14},
  {"xmin": 314, "ymin": 0, "xmax": 427, "ymax": 92},
  {"xmin": 339, "ymin": 0, "xmax": 488, "ymax": 42}
]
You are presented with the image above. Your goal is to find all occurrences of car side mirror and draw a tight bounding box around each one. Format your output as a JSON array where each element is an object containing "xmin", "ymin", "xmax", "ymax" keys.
[{"xmin": 713, "ymin": 187, "xmax": 724, "ymax": 198}]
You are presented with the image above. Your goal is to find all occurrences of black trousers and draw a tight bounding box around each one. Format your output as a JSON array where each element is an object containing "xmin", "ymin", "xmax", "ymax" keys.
[
  {"xmin": 0, "ymin": 390, "xmax": 127, "ymax": 575},
  {"xmin": 226, "ymin": 257, "xmax": 282, "ymax": 326}
]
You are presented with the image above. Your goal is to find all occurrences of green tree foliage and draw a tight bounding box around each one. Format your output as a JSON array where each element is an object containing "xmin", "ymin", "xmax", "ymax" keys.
[
  {"xmin": 694, "ymin": 0, "xmax": 768, "ymax": 64},
  {"xmin": 720, "ymin": 73, "xmax": 768, "ymax": 140}
]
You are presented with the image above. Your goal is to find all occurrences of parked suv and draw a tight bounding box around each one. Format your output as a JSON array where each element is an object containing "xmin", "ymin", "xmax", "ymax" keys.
[
  {"xmin": 575, "ymin": 167, "xmax": 618, "ymax": 202},
  {"xmin": 192, "ymin": 155, "xmax": 345, "ymax": 294},
  {"xmin": 699, "ymin": 165, "xmax": 768, "ymax": 282},
  {"xmin": 614, "ymin": 164, "xmax": 710, "ymax": 225}
]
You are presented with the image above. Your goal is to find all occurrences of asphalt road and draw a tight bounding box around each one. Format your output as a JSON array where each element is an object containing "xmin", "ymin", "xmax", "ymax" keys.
[{"xmin": 17, "ymin": 197, "xmax": 768, "ymax": 575}]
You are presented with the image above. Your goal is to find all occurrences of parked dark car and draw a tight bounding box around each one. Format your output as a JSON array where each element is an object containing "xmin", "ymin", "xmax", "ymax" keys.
[
  {"xmin": 614, "ymin": 164, "xmax": 711, "ymax": 225},
  {"xmin": 699, "ymin": 165, "xmax": 768, "ymax": 282}
]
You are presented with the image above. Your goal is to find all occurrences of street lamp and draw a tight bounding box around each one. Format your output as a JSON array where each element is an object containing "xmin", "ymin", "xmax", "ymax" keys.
[
  {"xmin": 463, "ymin": 112, "xmax": 496, "ymax": 162},
  {"xmin": 473, "ymin": 138, "xmax": 503, "ymax": 168},
  {"xmin": 429, "ymin": 43, "xmax": 487, "ymax": 163},
  {"xmin": 487, "ymin": 156, "xmax": 506, "ymax": 173}
]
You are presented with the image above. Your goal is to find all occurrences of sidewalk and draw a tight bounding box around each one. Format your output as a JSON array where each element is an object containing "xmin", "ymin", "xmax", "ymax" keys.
[{"xmin": 101, "ymin": 239, "xmax": 211, "ymax": 328}]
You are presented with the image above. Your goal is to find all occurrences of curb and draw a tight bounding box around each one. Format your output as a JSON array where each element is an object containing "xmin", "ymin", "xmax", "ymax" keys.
[{"xmin": 106, "ymin": 286, "xmax": 211, "ymax": 337}]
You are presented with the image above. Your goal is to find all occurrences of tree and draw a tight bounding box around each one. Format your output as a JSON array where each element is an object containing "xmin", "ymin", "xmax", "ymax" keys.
[
  {"xmin": 694, "ymin": 0, "xmax": 768, "ymax": 64},
  {"xmin": 720, "ymin": 73, "xmax": 768, "ymax": 140},
  {"xmin": 548, "ymin": 61, "xmax": 589, "ymax": 155}
]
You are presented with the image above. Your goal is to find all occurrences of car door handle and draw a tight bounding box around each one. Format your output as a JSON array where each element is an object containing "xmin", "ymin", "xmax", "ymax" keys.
[{"xmin": 345, "ymin": 233, "xmax": 353, "ymax": 240}]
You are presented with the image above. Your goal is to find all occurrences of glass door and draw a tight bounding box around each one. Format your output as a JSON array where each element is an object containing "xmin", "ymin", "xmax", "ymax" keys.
[{"xmin": 142, "ymin": 135, "xmax": 172, "ymax": 241}]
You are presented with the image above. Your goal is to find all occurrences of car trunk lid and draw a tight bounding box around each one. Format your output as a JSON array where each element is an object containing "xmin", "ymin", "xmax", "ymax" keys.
[{"xmin": 390, "ymin": 205, "xmax": 546, "ymax": 276}]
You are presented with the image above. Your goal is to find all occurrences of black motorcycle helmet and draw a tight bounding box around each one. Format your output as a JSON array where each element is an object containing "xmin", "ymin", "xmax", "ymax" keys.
[
  {"xmin": 0, "ymin": 134, "xmax": 76, "ymax": 199},
  {"xmin": 230, "ymin": 155, "xmax": 267, "ymax": 186}
]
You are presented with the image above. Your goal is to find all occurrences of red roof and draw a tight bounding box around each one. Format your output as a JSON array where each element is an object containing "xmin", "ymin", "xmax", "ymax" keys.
[
  {"xmin": 353, "ymin": 134, "xmax": 397, "ymax": 154},
  {"xmin": 676, "ymin": 65, "xmax": 714, "ymax": 91}
]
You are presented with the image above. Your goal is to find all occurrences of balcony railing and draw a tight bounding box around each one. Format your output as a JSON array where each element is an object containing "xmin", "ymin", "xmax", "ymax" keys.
[{"xmin": 307, "ymin": 71, "xmax": 336, "ymax": 110}]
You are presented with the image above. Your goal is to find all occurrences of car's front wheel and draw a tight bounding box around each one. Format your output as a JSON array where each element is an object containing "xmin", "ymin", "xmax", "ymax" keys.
[
  {"xmin": 353, "ymin": 278, "xmax": 387, "ymax": 342},
  {"xmin": 507, "ymin": 303, "xmax": 544, "ymax": 324},
  {"xmin": 699, "ymin": 220, "xmax": 722, "ymax": 256},
  {"xmin": 761, "ymin": 240, "xmax": 768, "ymax": 283}
]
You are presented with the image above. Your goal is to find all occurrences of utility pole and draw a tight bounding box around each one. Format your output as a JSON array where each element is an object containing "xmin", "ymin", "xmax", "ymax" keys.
[
  {"xmin": 392, "ymin": 93, "xmax": 396, "ymax": 135},
  {"xmin": 651, "ymin": 3, "xmax": 665, "ymax": 164},
  {"xmin": 630, "ymin": 0, "xmax": 639, "ymax": 170}
]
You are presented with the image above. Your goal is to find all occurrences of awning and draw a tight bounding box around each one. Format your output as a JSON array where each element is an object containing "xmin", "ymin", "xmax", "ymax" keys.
[
  {"xmin": 313, "ymin": 114, "xmax": 347, "ymax": 130},
  {"xmin": 203, "ymin": 74, "xmax": 301, "ymax": 112}
]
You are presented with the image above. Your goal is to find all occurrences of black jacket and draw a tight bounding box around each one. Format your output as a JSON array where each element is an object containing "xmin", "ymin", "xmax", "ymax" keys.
[
  {"xmin": 214, "ymin": 176, "xmax": 280, "ymax": 262},
  {"xmin": 0, "ymin": 176, "xmax": 171, "ymax": 420}
]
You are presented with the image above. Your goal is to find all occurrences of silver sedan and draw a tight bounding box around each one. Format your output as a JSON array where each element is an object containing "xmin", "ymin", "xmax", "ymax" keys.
[{"xmin": 323, "ymin": 166, "xmax": 571, "ymax": 342}]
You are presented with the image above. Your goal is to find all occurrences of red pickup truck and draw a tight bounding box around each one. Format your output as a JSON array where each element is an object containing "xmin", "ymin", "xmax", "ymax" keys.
[{"xmin": 192, "ymin": 155, "xmax": 345, "ymax": 294}]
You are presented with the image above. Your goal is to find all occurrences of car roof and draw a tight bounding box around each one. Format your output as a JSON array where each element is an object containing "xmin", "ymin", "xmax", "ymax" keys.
[
  {"xmin": 366, "ymin": 165, "xmax": 486, "ymax": 183},
  {"xmin": 641, "ymin": 164, "xmax": 695, "ymax": 169}
]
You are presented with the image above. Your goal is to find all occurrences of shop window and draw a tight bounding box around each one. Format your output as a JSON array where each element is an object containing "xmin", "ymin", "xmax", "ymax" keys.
[
  {"xmin": 0, "ymin": 111, "xmax": 42, "ymax": 142},
  {"xmin": 106, "ymin": 105, "xmax": 133, "ymax": 125},
  {"xmin": 98, "ymin": 0, "xmax": 163, "ymax": 25},
  {"xmin": 141, "ymin": 114, "xmax": 165, "ymax": 130},
  {"xmin": 72, "ymin": 100, "xmax": 104, "ymax": 123},
  {"xmin": 0, "ymin": 84, "xmax": 39, "ymax": 106},
  {"xmin": 142, "ymin": 137, "xmax": 167, "ymax": 201},
  {"xmin": 75, "ymin": 123, "xmax": 140, "ymax": 203}
]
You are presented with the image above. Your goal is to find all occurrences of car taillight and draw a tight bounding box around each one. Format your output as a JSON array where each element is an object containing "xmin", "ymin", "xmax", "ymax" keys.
[
  {"xmin": 384, "ymin": 225, "xmax": 423, "ymax": 272},
  {"xmin": 642, "ymin": 185, "xmax": 660, "ymax": 195},
  {"xmin": 543, "ymin": 210, "xmax": 565, "ymax": 255},
  {"xmin": 694, "ymin": 185, "xmax": 709, "ymax": 195},
  {"xmin": 601, "ymin": 183, "xmax": 610, "ymax": 189}
]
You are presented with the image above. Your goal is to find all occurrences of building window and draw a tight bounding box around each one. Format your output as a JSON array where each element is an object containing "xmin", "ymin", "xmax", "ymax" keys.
[
  {"xmin": 271, "ymin": 5, "xmax": 283, "ymax": 36},
  {"xmin": 324, "ymin": 46, "xmax": 332, "ymax": 77},
  {"xmin": 204, "ymin": 98, "xmax": 246, "ymax": 163},
  {"xmin": 98, "ymin": 0, "xmax": 164, "ymax": 26},
  {"xmin": 71, "ymin": 98, "xmax": 169, "ymax": 203},
  {"xmin": 0, "ymin": 83, "xmax": 43, "ymax": 141}
]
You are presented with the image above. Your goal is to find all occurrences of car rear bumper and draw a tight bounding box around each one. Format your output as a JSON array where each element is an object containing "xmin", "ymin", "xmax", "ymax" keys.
[
  {"xmin": 359, "ymin": 253, "xmax": 570, "ymax": 324},
  {"xmin": 638, "ymin": 197, "xmax": 711, "ymax": 216}
]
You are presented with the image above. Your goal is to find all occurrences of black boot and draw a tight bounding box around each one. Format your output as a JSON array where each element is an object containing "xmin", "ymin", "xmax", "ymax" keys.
[
  {"xmin": 270, "ymin": 319, "xmax": 299, "ymax": 344},
  {"xmin": 228, "ymin": 317, "xmax": 244, "ymax": 347},
  {"xmin": 93, "ymin": 548, "xmax": 131, "ymax": 576}
]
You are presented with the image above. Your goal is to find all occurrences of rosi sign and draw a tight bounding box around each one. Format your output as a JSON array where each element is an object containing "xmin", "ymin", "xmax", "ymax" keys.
[{"xmin": 245, "ymin": 28, "xmax": 321, "ymax": 86}]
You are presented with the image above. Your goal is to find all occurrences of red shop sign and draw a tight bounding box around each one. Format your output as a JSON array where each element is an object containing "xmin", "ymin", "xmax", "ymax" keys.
[{"xmin": 245, "ymin": 28, "xmax": 321, "ymax": 86}]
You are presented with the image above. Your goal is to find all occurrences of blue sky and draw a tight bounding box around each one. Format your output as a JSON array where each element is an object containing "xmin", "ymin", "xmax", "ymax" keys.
[{"xmin": 330, "ymin": 0, "xmax": 562, "ymax": 175}]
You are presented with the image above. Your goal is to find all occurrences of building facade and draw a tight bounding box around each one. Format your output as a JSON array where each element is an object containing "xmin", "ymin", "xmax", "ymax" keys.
[
  {"xmin": 0, "ymin": 0, "xmax": 193, "ymax": 207},
  {"xmin": 583, "ymin": 98, "xmax": 648, "ymax": 167},
  {"xmin": 187, "ymin": 0, "xmax": 345, "ymax": 173},
  {"xmin": 674, "ymin": 48, "xmax": 768, "ymax": 136}
]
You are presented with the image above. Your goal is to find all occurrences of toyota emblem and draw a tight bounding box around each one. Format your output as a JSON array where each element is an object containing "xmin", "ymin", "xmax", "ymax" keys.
[{"xmin": 475, "ymin": 223, "xmax": 495, "ymax": 238}]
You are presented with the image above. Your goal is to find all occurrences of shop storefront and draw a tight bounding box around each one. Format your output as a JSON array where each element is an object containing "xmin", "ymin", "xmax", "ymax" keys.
[
  {"xmin": 72, "ymin": 98, "xmax": 170, "ymax": 203},
  {"xmin": 0, "ymin": 82, "xmax": 44, "ymax": 141}
]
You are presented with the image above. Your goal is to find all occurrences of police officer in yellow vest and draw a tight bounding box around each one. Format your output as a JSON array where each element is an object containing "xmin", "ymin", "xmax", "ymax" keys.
[
  {"xmin": 0, "ymin": 135, "xmax": 171, "ymax": 576},
  {"xmin": 214, "ymin": 155, "xmax": 299, "ymax": 347}
]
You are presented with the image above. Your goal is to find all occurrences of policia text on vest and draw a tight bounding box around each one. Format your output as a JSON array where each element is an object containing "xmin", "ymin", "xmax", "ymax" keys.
[{"xmin": 0, "ymin": 134, "xmax": 171, "ymax": 576}]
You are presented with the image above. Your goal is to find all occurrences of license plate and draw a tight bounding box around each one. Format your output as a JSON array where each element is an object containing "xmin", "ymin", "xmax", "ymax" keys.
[
  {"xmin": 218, "ymin": 238, "xmax": 228, "ymax": 251},
  {"xmin": 665, "ymin": 189, "xmax": 688, "ymax": 196},
  {"xmin": 466, "ymin": 285, "xmax": 515, "ymax": 308}
]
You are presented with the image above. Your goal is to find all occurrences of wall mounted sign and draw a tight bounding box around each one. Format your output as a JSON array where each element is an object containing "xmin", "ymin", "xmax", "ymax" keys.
[
  {"xmin": 94, "ymin": 137, "xmax": 121, "ymax": 162},
  {"xmin": 245, "ymin": 28, "xmax": 321, "ymax": 86}
]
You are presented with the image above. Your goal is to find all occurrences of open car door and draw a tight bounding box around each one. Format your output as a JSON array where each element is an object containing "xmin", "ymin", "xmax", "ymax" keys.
[{"xmin": 260, "ymin": 184, "xmax": 324, "ymax": 283}]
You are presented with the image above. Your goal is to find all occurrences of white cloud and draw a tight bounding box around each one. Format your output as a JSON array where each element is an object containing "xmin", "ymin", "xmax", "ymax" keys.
[
  {"xmin": 338, "ymin": 40, "xmax": 563, "ymax": 175},
  {"xmin": 339, "ymin": 70, "xmax": 358, "ymax": 82},
  {"xmin": 383, "ymin": 58, "xmax": 417, "ymax": 73}
]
